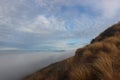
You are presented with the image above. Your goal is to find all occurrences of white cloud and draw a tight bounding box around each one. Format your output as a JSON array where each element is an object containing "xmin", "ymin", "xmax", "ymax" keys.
[
  {"xmin": 0, "ymin": 0, "xmax": 26, "ymax": 17},
  {"xmin": 0, "ymin": 47, "xmax": 20, "ymax": 50},
  {"xmin": 18, "ymin": 15, "xmax": 66, "ymax": 35},
  {"xmin": 35, "ymin": 0, "xmax": 120, "ymax": 18},
  {"xmin": 46, "ymin": 40, "xmax": 74, "ymax": 50},
  {"xmin": 52, "ymin": 40, "xmax": 85, "ymax": 50},
  {"xmin": 93, "ymin": 0, "xmax": 120, "ymax": 18},
  {"xmin": 35, "ymin": 0, "xmax": 89, "ymax": 7}
]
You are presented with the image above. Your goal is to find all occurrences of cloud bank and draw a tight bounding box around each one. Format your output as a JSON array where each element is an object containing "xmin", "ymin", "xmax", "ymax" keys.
[{"xmin": 0, "ymin": 51, "xmax": 75, "ymax": 80}]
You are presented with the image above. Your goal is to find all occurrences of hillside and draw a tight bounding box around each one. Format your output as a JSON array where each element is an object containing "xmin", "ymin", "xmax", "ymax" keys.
[{"xmin": 23, "ymin": 22, "xmax": 120, "ymax": 80}]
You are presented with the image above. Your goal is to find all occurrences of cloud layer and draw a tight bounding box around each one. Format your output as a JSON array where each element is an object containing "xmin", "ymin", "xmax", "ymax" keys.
[{"xmin": 0, "ymin": 51, "xmax": 75, "ymax": 80}]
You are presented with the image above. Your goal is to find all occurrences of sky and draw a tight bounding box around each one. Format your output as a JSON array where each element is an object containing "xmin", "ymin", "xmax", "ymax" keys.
[{"xmin": 1, "ymin": 0, "xmax": 120, "ymax": 51}]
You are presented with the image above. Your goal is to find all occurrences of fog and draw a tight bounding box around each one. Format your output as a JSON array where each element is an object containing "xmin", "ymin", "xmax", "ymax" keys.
[{"xmin": 0, "ymin": 51, "xmax": 75, "ymax": 80}]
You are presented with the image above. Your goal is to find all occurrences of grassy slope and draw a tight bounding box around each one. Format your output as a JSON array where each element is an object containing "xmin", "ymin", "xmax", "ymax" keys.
[{"xmin": 23, "ymin": 22, "xmax": 120, "ymax": 80}]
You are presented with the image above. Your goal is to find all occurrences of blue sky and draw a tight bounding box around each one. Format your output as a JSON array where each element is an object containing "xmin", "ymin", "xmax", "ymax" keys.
[{"xmin": 0, "ymin": 0, "xmax": 120, "ymax": 51}]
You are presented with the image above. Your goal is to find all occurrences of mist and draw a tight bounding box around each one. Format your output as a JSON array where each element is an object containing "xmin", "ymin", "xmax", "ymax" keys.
[{"xmin": 0, "ymin": 51, "xmax": 75, "ymax": 80}]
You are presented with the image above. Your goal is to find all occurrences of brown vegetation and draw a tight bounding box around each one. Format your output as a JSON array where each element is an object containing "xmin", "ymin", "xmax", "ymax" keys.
[{"xmin": 23, "ymin": 22, "xmax": 120, "ymax": 80}]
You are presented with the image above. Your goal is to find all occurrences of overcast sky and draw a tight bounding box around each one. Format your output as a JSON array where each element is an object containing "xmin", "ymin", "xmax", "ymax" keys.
[{"xmin": 1, "ymin": 0, "xmax": 120, "ymax": 51}]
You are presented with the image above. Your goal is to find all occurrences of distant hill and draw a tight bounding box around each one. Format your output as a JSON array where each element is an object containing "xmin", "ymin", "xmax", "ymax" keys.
[{"xmin": 23, "ymin": 22, "xmax": 120, "ymax": 80}]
